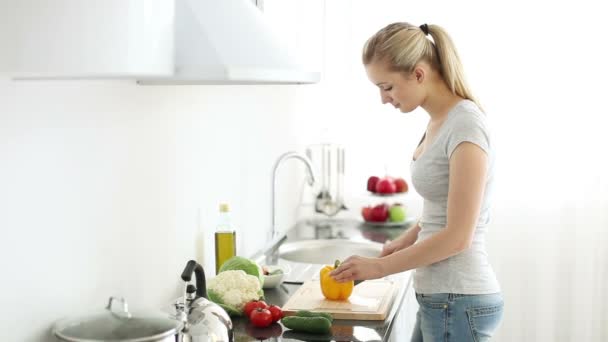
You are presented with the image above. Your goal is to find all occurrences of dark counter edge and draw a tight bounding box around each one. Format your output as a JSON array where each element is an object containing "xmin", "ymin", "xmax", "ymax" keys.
[{"xmin": 380, "ymin": 273, "xmax": 413, "ymax": 341}]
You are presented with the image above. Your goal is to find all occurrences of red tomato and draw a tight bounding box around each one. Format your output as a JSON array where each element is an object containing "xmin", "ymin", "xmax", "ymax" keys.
[
  {"xmin": 267, "ymin": 305, "xmax": 283, "ymax": 323},
  {"xmin": 250, "ymin": 308, "xmax": 273, "ymax": 328},
  {"xmin": 243, "ymin": 300, "xmax": 268, "ymax": 317}
]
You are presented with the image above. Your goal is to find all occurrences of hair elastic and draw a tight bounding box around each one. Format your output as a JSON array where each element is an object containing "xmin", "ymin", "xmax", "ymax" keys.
[{"xmin": 419, "ymin": 23, "xmax": 429, "ymax": 36}]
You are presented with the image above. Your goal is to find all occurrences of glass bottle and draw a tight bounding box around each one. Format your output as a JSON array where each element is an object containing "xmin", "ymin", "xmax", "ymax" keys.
[{"xmin": 214, "ymin": 203, "xmax": 236, "ymax": 274}]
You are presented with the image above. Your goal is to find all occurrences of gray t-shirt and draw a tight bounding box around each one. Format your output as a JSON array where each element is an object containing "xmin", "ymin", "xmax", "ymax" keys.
[{"xmin": 410, "ymin": 99, "xmax": 500, "ymax": 294}]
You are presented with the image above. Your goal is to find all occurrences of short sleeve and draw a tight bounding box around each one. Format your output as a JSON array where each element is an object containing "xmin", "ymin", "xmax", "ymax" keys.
[{"xmin": 445, "ymin": 111, "xmax": 490, "ymax": 159}]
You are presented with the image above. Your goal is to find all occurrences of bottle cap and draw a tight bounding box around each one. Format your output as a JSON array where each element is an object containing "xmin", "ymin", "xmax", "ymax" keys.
[{"xmin": 219, "ymin": 203, "xmax": 230, "ymax": 212}]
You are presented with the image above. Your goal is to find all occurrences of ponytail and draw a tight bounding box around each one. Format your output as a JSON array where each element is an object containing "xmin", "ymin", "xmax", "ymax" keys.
[{"xmin": 426, "ymin": 25, "xmax": 480, "ymax": 109}]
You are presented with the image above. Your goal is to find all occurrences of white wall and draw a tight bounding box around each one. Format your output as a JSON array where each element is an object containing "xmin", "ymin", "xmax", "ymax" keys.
[{"xmin": 0, "ymin": 78, "xmax": 317, "ymax": 341}]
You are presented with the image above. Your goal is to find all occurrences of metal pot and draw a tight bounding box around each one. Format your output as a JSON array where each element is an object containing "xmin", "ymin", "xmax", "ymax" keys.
[{"xmin": 53, "ymin": 296, "xmax": 182, "ymax": 342}]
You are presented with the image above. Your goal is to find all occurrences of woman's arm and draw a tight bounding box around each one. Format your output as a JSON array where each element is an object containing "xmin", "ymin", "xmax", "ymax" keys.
[
  {"xmin": 379, "ymin": 221, "xmax": 421, "ymax": 257},
  {"xmin": 331, "ymin": 141, "xmax": 488, "ymax": 281}
]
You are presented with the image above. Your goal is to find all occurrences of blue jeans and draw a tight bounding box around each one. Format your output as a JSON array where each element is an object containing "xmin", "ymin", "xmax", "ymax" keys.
[{"xmin": 411, "ymin": 292, "xmax": 504, "ymax": 342}]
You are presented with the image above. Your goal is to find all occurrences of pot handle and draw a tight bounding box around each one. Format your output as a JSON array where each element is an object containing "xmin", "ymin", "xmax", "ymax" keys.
[
  {"xmin": 106, "ymin": 296, "xmax": 132, "ymax": 318},
  {"xmin": 180, "ymin": 260, "xmax": 207, "ymax": 299}
]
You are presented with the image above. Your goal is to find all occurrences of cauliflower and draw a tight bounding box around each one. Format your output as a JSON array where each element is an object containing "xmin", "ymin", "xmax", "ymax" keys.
[{"xmin": 207, "ymin": 270, "xmax": 263, "ymax": 311}]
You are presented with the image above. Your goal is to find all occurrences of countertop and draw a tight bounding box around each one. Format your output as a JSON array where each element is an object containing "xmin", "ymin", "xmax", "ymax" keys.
[{"xmin": 233, "ymin": 218, "xmax": 418, "ymax": 341}]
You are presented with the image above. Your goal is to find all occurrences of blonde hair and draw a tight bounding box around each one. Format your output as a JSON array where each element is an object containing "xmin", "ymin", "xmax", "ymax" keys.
[{"xmin": 362, "ymin": 22, "xmax": 480, "ymax": 108}]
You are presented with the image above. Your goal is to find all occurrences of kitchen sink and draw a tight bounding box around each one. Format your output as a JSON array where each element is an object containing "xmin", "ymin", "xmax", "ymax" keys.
[{"xmin": 278, "ymin": 239, "xmax": 383, "ymax": 265}]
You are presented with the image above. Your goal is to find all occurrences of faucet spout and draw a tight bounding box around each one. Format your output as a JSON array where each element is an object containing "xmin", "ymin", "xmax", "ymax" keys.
[{"xmin": 271, "ymin": 151, "xmax": 316, "ymax": 240}]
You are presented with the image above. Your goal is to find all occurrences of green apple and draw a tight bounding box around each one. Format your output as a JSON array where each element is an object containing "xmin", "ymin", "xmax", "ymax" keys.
[{"xmin": 388, "ymin": 204, "xmax": 406, "ymax": 222}]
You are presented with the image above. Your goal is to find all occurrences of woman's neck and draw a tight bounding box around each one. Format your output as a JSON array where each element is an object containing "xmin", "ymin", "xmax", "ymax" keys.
[{"xmin": 421, "ymin": 79, "xmax": 464, "ymax": 123}]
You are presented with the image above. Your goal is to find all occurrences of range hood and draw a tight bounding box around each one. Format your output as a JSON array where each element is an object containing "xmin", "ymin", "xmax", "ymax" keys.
[{"xmin": 139, "ymin": 0, "xmax": 320, "ymax": 85}]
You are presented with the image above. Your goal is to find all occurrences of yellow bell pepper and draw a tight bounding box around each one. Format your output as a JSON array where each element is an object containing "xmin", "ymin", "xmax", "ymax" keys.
[{"xmin": 320, "ymin": 260, "xmax": 354, "ymax": 300}]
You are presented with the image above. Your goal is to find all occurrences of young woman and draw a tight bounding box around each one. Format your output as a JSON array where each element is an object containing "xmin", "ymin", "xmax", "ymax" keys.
[{"xmin": 330, "ymin": 22, "xmax": 503, "ymax": 341}]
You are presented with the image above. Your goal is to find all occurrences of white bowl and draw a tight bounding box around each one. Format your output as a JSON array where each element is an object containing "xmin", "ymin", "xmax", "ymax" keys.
[{"xmin": 262, "ymin": 264, "xmax": 290, "ymax": 289}]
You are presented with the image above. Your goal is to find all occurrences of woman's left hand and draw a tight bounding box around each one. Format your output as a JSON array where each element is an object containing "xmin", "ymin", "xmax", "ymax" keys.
[{"xmin": 329, "ymin": 255, "xmax": 385, "ymax": 282}]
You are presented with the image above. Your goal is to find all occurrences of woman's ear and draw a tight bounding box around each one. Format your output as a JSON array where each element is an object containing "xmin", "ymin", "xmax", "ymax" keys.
[{"xmin": 414, "ymin": 67, "xmax": 425, "ymax": 83}]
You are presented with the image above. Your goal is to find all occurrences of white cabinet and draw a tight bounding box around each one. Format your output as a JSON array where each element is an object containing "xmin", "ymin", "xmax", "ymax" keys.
[
  {"xmin": 5, "ymin": 0, "xmax": 320, "ymax": 84},
  {"xmin": 262, "ymin": 0, "xmax": 325, "ymax": 74},
  {"xmin": 11, "ymin": 0, "xmax": 174, "ymax": 79}
]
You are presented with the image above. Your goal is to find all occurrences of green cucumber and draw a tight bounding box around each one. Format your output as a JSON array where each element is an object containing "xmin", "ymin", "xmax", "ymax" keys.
[
  {"xmin": 281, "ymin": 316, "xmax": 332, "ymax": 334},
  {"xmin": 295, "ymin": 310, "xmax": 334, "ymax": 322}
]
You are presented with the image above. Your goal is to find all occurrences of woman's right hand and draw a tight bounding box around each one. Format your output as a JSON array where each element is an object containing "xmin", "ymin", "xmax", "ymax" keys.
[
  {"xmin": 380, "ymin": 239, "xmax": 401, "ymax": 257},
  {"xmin": 379, "ymin": 222, "xmax": 421, "ymax": 257}
]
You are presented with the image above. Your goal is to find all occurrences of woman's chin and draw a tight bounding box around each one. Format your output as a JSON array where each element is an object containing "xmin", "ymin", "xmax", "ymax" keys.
[{"xmin": 399, "ymin": 106, "xmax": 414, "ymax": 113}]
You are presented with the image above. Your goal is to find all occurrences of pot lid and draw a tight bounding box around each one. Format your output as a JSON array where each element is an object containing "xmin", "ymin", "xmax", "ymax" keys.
[{"xmin": 53, "ymin": 297, "xmax": 182, "ymax": 342}]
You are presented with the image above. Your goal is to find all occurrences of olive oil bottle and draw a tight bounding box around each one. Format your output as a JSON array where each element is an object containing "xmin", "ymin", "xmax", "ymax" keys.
[{"xmin": 214, "ymin": 203, "xmax": 236, "ymax": 274}]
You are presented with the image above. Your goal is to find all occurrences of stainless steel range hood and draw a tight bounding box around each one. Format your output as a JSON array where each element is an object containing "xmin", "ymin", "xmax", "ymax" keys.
[{"xmin": 139, "ymin": 0, "xmax": 320, "ymax": 85}]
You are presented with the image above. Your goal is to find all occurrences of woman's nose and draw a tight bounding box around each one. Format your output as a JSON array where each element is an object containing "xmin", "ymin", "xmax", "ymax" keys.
[{"xmin": 381, "ymin": 92, "xmax": 391, "ymax": 104}]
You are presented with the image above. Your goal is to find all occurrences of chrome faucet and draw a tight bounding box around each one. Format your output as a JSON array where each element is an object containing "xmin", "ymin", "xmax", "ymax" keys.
[{"xmin": 271, "ymin": 151, "xmax": 317, "ymax": 240}]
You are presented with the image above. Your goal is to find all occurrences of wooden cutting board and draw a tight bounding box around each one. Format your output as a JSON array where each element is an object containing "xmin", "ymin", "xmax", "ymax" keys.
[{"xmin": 281, "ymin": 279, "xmax": 398, "ymax": 320}]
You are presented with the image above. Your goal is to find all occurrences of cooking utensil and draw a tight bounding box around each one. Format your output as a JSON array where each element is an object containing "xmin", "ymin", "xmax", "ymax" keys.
[
  {"xmin": 307, "ymin": 143, "xmax": 347, "ymax": 217},
  {"xmin": 173, "ymin": 260, "xmax": 234, "ymax": 342},
  {"xmin": 53, "ymin": 296, "xmax": 181, "ymax": 342}
]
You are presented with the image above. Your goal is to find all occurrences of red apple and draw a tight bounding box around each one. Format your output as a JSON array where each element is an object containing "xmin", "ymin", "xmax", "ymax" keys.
[
  {"xmin": 375, "ymin": 178, "xmax": 397, "ymax": 194},
  {"xmin": 361, "ymin": 206, "xmax": 373, "ymax": 221},
  {"xmin": 367, "ymin": 176, "xmax": 380, "ymax": 192},
  {"xmin": 370, "ymin": 203, "xmax": 389, "ymax": 222},
  {"xmin": 394, "ymin": 178, "xmax": 408, "ymax": 193}
]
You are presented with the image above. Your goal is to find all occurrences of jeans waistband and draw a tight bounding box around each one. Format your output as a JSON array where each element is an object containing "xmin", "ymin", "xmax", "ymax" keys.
[{"xmin": 417, "ymin": 292, "xmax": 501, "ymax": 302}]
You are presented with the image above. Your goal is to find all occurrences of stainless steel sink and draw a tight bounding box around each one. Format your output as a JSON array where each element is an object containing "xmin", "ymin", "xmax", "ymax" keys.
[{"xmin": 278, "ymin": 239, "xmax": 383, "ymax": 265}]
